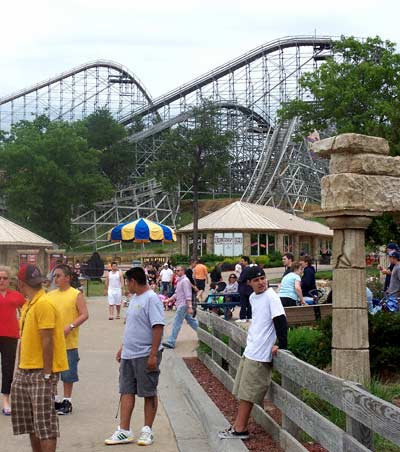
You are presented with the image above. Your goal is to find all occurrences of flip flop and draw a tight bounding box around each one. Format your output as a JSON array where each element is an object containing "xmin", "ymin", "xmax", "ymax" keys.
[
  {"xmin": 108, "ymin": 317, "xmax": 114, "ymax": 320},
  {"xmin": 116, "ymin": 316, "xmax": 120, "ymax": 319},
  {"xmin": 2, "ymin": 407, "xmax": 11, "ymax": 416}
]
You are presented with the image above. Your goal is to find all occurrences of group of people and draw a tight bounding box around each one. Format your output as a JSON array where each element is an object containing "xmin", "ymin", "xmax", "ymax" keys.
[
  {"xmin": 12, "ymin": 245, "xmax": 399, "ymax": 449},
  {"xmin": 278, "ymin": 252, "xmax": 317, "ymax": 307},
  {"xmin": 0, "ymin": 262, "xmax": 88, "ymax": 451},
  {"xmin": 104, "ymin": 261, "xmax": 288, "ymax": 445},
  {"xmin": 375, "ymin": 242, "xmax": 400, "ymax": 312}
]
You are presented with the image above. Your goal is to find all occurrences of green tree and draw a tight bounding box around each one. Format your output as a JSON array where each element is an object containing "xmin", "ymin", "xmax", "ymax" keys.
[
  {"xmin": 279, "ymin": 36, "xmax": 400, "ymax": 246},
  {"xmin": 0, "ymin": 116, "xmax": 112, "ymax": 245},
  {"xmin": 279, "ymin": 36, "xmax": 400, "ymax": 155},
  {"xmin": 79, "ymin": 109, "xmax": 136, "ymax": 188},
  {"xmin": 150, "ymin": 101, "xmax": 235, "ymax": 259}
]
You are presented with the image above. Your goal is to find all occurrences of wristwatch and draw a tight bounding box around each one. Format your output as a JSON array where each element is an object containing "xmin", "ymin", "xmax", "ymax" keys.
[
  {"xmin": 43, "ymin": 373, "xmax": 51, "ymax": 380},
  {"xmin": 69, "ymin": 323, "xmax": 75, "ymax": 330}
]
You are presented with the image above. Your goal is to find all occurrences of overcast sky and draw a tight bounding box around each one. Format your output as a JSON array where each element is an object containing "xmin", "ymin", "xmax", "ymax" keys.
[{"xmin": 1, "ymin": 0, "xmax": 399, "ymax": 98}]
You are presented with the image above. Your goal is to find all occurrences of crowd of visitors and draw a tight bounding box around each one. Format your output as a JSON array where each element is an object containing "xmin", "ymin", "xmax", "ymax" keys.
[{"xmin": 2, "ymin": 242, "xmax": 399, "ymax": 450}]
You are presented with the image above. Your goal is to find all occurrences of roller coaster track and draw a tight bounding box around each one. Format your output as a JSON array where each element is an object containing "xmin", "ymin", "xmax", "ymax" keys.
[
  {"xmin": 0, "ymin": 60, "xmax": 154, "ymax": 129},
  {"xmin": 1, "ymin": 35, "xmax": 335, "ymax": 248},
  {"xmin": 119, "ymin": 35, "xmax": 332, "ymax": 125}
]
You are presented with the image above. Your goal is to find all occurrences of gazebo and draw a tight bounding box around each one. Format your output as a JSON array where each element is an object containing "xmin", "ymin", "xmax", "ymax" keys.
[
  {"xmin": 0, "ymin": 216, "xmax": 56, "ymax": 271},
  {"xmin": 177, "ymin": 201, "xmax": 333, "ymax": 259}
]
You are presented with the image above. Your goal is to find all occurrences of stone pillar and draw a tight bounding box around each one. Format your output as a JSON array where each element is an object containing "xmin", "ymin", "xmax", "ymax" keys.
[
  {"xmin": 312, "ymin": 236, "xmax": 320, "ymax": 265},
  {"xmin": 180, "ymin": 234, "xmax": 188, "ymax": 255},
  {"xmin": 311, "ymin": 132, "xmax": 397, "ymax": 384},
  {"xmin": 292, "ymin": 234, "xmax": 300, "ymax": 259},
  {"xmin": 325, "ymin": 216, "xmax": 372, "ymax": 382},
  {"xmin": 206, "ymin": 232, "xmax": 214, "ymax": 254},
  {"xmin": 276, "ymin": 233, "xmax": 285, "ymax": 255},
  {"xmin": 243, "ymin": 232, "xmax": 251, "ymax": 256}
]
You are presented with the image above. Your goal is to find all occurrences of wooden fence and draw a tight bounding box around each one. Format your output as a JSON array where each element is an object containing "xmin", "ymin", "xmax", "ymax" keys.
[{"xmin": 197, "ymin": 310, "xmax": 400, "ymax": 452}]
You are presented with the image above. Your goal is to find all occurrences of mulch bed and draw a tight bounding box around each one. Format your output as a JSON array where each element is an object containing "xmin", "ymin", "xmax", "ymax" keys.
[{"xmin": 184, "ymin": 357, "xmax": 326, "ymax": 452}]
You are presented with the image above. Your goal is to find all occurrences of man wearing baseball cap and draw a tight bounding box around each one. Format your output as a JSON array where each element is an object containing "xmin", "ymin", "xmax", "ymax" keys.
[
  {"xmin": 219, "ymin": 266, "xmax": 288, "ymax": 440},
  {"xmin": 385, "ymin": 251, "xmax": 400, "ymax": 312},
  {"xmin": 11, "ymin": 264, "xmax": 68, "ymax": 452},
  {"xmin": 378, "ymin": 243, "xmax": 400, "ymax": 291}
]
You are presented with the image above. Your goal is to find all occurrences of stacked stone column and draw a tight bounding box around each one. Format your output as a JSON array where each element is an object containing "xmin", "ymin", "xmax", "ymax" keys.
[{"xmin": 312, "ymin": 133, "xmax": 400, "ymax": 383}]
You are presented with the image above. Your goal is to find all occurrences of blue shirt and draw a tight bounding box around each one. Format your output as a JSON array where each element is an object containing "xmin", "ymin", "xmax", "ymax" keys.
[{"xmin": 279, "ymin": 272, "xmax": 301, "ymax": 301}]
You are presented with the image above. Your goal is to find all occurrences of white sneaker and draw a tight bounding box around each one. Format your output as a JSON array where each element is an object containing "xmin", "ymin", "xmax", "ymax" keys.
[
  {"xmin": 137, "ymin": 426, "xmax": 154, "ymax": 446},
  {"xmin": 104, "ymin": 427, "xmax": 134, "ymax": 445},
  {"xmin": 235, "ymin": 319, "xmax": 246, "ymax": 323}
]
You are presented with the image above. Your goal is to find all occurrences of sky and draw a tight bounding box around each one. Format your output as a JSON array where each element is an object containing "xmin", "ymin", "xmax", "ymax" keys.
[{"xmin": 1, "ymin": 0, "xmax": 400, "ymax": 99}]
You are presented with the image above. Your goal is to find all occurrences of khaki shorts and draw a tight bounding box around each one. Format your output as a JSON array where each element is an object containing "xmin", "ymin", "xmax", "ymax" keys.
[
  {"xmin": 233, "ymin": 355, "xmax": 272, "ymax": 405},
  {"xmin": 11, "ymin": 369, "xmax": 59, "ymax": 440}
]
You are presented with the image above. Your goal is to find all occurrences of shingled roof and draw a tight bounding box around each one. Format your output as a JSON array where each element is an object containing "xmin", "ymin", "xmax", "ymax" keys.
[
  {"xmin": 0, "ymin": 216, "xmax": 53, "ymax": 246},
  {"xmin": 178, "ymin": 201, "xmax": 332, "ymax": 237}
]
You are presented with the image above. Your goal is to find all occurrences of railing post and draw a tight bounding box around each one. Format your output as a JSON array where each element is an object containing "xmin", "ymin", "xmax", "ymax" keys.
[
  {"xmin": 345, "ymin": 383, "xmax": 374, "ymax": 450},
  {"xmin": 281, "ymin": 375, "xmax": 302, "ymax": 441},
  {"xmin": 228, "ymin": 337, "xmax": 241, "ymax": 378},
  {"xmin": 211, "ymin": 327, "xmax": 223, "ymax": 367}
]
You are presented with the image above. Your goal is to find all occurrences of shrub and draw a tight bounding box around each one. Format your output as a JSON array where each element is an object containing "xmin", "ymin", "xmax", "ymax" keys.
[
  {"xmin": 288, "ymin": 326, "xmax": 331, "ymax": 369},
  {"xmin": 302, "ymin": 313, "xmax": 400, "ymax": 376},
  {"xmin": 367, "ymin": 277, "xmax": 384, "ymax": 299},
  {"xmin": 252, "ymin": 255, "xmax": 270, "ymax": 267},
  {"xmin": 170, "ymin": 254, "xmax": 189, "ymax": 266},
  {"xmin": 369, "ymin": 312, "xmax": 400, "ymax": 376},
  {"xmin": 202, "ymin": 254, "xmax": 223, "ymax": 263},
  {"xmin": 220, "ymin": 258, "xmax": 236, "ymax": 271}
]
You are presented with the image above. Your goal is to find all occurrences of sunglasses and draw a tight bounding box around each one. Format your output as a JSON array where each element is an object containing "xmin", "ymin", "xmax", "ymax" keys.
[{"xmin": 0, "ymin": 276, "xmax": 9, "ymax": 280}]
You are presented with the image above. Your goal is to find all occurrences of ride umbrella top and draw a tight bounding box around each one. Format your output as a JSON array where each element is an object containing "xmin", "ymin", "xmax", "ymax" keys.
[{"xmin": 108, "ymin": 218, "xmax": 176, "ymax": 243}]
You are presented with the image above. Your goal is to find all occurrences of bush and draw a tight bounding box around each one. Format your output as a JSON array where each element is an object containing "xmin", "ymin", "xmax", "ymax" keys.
[
  {"xmin": 201, "ymin": 254, "xmax": 223, "ymax": 263},
  {"xmin": 169, "ymin": 254, "xmax": 189, "ymax": 266},
  {"xmin": 288, "ymin": 326, "xmax": 331, "ymax": 369},
  {"xmin": 367, "ymin": 277, "xmax": 385, "ymax": 299},
  {"xmin": 299, "ymin": 313, "xmax": 400, "ymax": 376},
  {"xmin": 220, "ymin": 258, "xmax": 236, "ymax": 271},
  {"xmin": 265, "ymin": 250, "xmax": 282, "ymax": 268},
  {"xmin": 369, "ymin": 312, "xmax": 400, "ymax": 376},
  {"xmin": 252, "ymin": 255, "xmax": 270, "ymax": 267}
]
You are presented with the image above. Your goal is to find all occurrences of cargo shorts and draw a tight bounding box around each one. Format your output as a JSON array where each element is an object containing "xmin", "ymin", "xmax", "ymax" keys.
[{"xmin": 233, "ymin": 355, "xmax": 272, "ymax": 405}]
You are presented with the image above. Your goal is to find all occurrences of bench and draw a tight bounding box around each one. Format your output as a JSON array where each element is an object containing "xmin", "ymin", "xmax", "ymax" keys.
[
  {"xmin": 284, "ymin": 303, "xmax": 332, "ymax": 326},
  {"xmin": 198, "ymin": 293, "xmax": 241, "ymax": 320}
]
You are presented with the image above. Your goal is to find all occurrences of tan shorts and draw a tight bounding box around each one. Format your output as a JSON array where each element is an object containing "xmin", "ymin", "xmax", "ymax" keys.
[
  {"xmin": 233, "ymin": 355, "xmax": 272, "ymax": 405},
  {"xmin": 11, "ymin": 369, "xmax": 59, "ymax": 440}
]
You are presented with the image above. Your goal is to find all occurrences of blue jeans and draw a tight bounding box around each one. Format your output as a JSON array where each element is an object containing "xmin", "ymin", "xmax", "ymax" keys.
[{"xmin": 165, "ymin": 305, "xmax": 198, "ymax": 348}]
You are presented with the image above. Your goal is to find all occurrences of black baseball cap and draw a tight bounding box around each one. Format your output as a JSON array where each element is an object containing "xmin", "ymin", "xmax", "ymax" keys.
[{"xmin": 246, "ymin": 266, "xmax": 266, "ymax": 281}]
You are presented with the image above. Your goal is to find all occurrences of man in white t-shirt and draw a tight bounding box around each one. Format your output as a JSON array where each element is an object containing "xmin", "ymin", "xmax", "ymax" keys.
[
  {"xmin": 218, "ymin": 266, "xmax": 288, "ymax": 440},
  {"xmin": 159, "ymin": 263, "xmax": 173, "ymax": 294}
]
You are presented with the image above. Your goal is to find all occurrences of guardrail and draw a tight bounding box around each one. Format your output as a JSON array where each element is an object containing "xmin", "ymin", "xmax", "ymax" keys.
[{"xmin": 196, "ymin": 310, "xmax": 400, "ymax": 452}]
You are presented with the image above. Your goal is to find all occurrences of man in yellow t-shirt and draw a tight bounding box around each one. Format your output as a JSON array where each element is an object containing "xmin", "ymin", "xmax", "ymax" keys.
[
  {"xmin": 48, "ymin": 264, "xmax": 89, "ymax": 415},
  {"xmin": 11, "ymin": 264, "xmax": 68, "ymax": 452}
]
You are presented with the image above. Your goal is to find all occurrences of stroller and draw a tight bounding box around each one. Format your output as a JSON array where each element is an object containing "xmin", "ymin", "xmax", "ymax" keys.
[{"xmin": 369, "ymin": 294, "xmax": 399, "ymax": 314}]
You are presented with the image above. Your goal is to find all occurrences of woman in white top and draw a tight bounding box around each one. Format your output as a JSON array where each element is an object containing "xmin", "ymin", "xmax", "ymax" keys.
[
  {"xmin": 224, "ymin": 274, "xmax": 239, "ymax": 293},
  {"xmin": 104, "ymin": 262, "xmax": 124, "ymax": 320}
]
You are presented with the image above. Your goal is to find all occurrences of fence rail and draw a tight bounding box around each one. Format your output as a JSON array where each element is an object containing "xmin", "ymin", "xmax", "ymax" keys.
[{"xmin": 196, "ymin": 310, "xmax": 400, "ymax": 452}]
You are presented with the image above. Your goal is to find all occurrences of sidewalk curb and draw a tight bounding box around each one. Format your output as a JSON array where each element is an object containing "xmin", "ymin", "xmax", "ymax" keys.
[{"xmin": 159, "ymin": 350, "xmax": 248, "ymax": 452}]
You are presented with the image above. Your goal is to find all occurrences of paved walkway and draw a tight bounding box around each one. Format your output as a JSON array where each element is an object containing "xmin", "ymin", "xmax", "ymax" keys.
[{"xmin": 0, "ymin": 297, "xmax": 179, "ymax": 452}]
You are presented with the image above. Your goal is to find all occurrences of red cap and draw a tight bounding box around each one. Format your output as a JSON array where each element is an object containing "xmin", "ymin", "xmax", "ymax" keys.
[{"xmin": 17, "ymin": 264, "xmax": 44, "ymax": 286}]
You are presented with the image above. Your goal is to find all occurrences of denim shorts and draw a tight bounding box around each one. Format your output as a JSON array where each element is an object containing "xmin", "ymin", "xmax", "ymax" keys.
[
  {"xmin": 119, "ymin": 351, "xmax": 162, "ymax": 397},
  {"xmin": 61, "ymin": 348, "xmax": 80, "ymax": 383}
]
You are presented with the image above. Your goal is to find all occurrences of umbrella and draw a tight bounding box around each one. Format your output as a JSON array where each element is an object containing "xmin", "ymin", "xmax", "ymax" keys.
[{"xmin": 108, "ymin": 218, "xmax": 176, "ymax": 243}]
